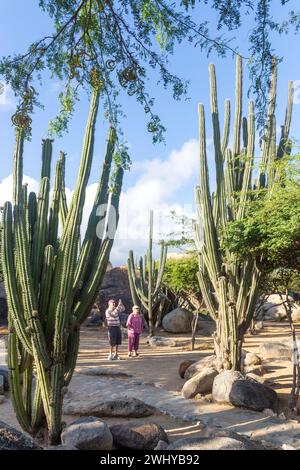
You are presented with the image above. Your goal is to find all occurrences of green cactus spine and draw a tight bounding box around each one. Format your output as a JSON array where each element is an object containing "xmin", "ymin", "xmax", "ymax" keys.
[
  {"xmin": 2, "ymin": 91, "xmax": 124, "ymax": 444},
  {"xmin": 127, "ymin": 211, "xmax": 167, "ymax": 336},
  {"xmin": 195, "ymin": 57, "xmax": 294, "ymax": 371}
]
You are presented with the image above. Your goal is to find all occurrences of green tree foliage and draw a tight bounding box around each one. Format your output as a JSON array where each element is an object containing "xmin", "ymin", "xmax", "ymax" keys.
[
  {"xmin": 1, "ymin": 1, "xmax": 299, "ymax": 139},
  {"xmin": 163, "ymin": 255, "xmax": 198, "ymax": 294},
  {"xmin": 223, "ymin": 155, "xmax": 300, "ymax": 273}
]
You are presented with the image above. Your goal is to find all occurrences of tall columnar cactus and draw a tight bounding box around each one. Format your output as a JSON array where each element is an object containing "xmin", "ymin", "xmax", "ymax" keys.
[
  {"xmin": 194, "ymin": 57, "xmax": 294, "ymax": 371},
  {"xmin": 2, "ymin": 90, "xmax": 124, "ymax": 444},
  {"xmin": 127, "ymin": 211, "xmax": 167, "ymax": 336}
]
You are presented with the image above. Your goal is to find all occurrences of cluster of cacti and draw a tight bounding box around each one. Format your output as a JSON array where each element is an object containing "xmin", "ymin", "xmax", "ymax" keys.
[
  {"xmin": 127, "ymin": 211, "xmax": 167, "ymax": 336},
  {"xmin": 2, "ymin": 90, "xmax": 124, "ymax": 444},
  {"xmin": 194, "ymin": 56, "xmax": 294, "ymax": 371}
]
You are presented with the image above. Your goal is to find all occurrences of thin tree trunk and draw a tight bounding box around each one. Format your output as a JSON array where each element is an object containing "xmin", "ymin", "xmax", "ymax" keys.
[{"xmin": 191, "ymin": 311, "xmax": 199, "ymax": 351}]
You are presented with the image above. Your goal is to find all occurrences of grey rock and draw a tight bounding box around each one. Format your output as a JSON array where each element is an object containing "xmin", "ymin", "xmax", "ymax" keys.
[
  {"xmin": 291, "ymin": 308, "xmax": 300, "ymax": 322},
  {"xmin": 212, "ymin": 370, "xmax": 279, "ymax": 412},
  {"xmin": 0, "ymin": 420, "xmax": 41, "ymax": 450},
  {"xmin": 162, "ymin": 308, "xmax": 193, "ymax": 333},
  {"xmin": 243, "ymin": 352, "xmax": 261, "ymax": 367},
  {"xmin": 212, "ymin": 370, "xmax": 244, "ymax": 404},
  {"xmin": 259, "ymin": 342, "xmax": 291, "ymax": 359},
  {"xmin": 61, "ymin": 416, "xmax": 113, "ymax": 450},
  {"xmin": 64, "ymin": 397, "xmax": 156, "ymax": 418},
  {"xmin": 182, "ymin": 367, "xmax": 218, "ymax": 399},
  {"xmin": 148, "ymin": 336, "xmax": 176, "ymax": 348},
  {"xmin": 154, "ymin": 440, "xmax": 169, "ymax": 450},
  {"xmin": 184, "ymin": 355, "xmax": 216, "ymax": 381},
  {"xmin": 110, "ymin": 422, "xmax": 169, "ymax": 450},
  {"xmin": 178, "ymin": 360, "xmax": 196, "ymax": 379}
]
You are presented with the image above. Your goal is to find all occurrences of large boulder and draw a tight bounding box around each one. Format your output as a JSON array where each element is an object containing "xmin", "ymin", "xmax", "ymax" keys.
[
  {"xmin": 61, "ymin": 416, "xmax": 113, "ymax": 450},
  {"xmin": 256, "ymin": 294, "xmax": 299, "ymax": 322},
  {"xmin": 243, "ymin": 352, "xmax": 261, "ymax": 367},
  {"xmin": 178, "ymin": 360, "xmax": 196, "ymax": 379},
  {"xmin": 96, "ymin": 267, "xmax": 132, "ymax": 323},
  {"xmin": 184, "ymin": 355, "xmax": 216, "ymax": 380},
  {"xmin": 64, "ymin": 397, "xmax": 156, "ymax": 418},
  {"xmin": 212, "ymin": 370, "xmax": 243, "ymax": 403},
  {"xmin": 291, "ymin": 308, "xmax": 300, "ymax": 322},
  {"xmin": 212, "ymin": 370, "xmax": 279, "ymax": 412},
  {"xmin": 162, "ymin": 308, "xmax": 193, "ymax": 333},
  {"xmin": 148, "ymin": 336, "xmax": 176, "ymax": 348},
  {"xmin": 259, "ymin": 342, "xmax": 291, "ymax": 359},
  {"xmin": 182, "ymin": 367, "xmax": 218, "ymax": 399},
  {"xmin": 110, "ymin": 422, "xmax": 169, "ymax": 450},
  {"xmin": 0, "ymin": 420, "xmax": 41, "ymax": 450}
]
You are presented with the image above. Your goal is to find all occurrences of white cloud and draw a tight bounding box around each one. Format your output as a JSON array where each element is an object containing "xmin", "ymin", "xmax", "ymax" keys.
[
  {"xmin": 0, "ymin": 138, "xmax": 200, "ymax": 265},
  {"xmin": 0, "ymin": 84, "xmax": 16, "ymax": 111}
]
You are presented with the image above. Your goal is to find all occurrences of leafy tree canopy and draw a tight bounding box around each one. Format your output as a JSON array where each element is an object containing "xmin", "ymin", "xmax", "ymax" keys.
[
  {"xmin": 163, "ymin": 255, "xmax": 199, "ymax": 295},
  {"xmin": 223, "ymin": 154, "xmax": 300, "ymax": 274},
  {"xmin": 0, "ymin": 0, "xmax": 299, "ymax": 141}
]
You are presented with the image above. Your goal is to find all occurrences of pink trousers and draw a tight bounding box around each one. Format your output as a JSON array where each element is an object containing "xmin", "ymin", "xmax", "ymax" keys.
[{"xmin": 128, "ymin": 333, "xmax": 140, "ymax": 352}]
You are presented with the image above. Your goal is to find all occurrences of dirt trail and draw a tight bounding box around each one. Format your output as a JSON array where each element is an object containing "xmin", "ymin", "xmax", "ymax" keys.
[{"xmin": 1, "ymin": 322, "xmax": 300, "ymax": 448}]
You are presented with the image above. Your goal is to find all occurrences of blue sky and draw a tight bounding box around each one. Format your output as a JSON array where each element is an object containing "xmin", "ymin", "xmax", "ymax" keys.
[{"xmin": 0, "ymin": 1, "xmax": 300, "ymax": 264}]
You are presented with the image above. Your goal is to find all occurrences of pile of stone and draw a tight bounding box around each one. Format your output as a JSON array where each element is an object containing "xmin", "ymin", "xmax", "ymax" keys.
[{"xmin": 179, "ymin": 351, "xmax": 279, "ymax": 413}]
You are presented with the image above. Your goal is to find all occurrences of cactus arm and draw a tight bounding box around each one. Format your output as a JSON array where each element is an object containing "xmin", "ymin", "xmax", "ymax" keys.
[
  {"xmin": 257, "ymin": 59, "xmax": 277, "ymax": 189},
  {"xmin": 58, "ymin": 152, "xmax": 68, "ymax": 227},
  {"xmin": 154, "ymin": 242, "xmax": 168, "ymax": 295},
  {"xmin": 232, "ymin": 55, "xmax": 243, "ymax": 159},
  {"xmin": 198, "ymin": 103, "xmax": 221, "ymax": 278},
  {"xmin": 38, "ymin": 245, "xmax": 54, "ymax": 325},
  {"xmin": 221, "ymin": 99, "xmax": 231, "ymax": 157},
  {"xmin": 277, "ymin": 81, "xmax": 294, "ymax": 159},
  {"xmin": 48, "ymin": 92, "xmax": 100, "ymax": 339},
  {"xmin": 41, "ymin": 139, "xmax": 53, "ymax": 179},
  {"xmin": 2, "ymin": 202, "xmax": 32, "ymax": 353},
  {"xmin": 8, "ymin": 331, "xmax": 32, "ymax": 433},
  {"xmin": 73, "ymin": 127, "xmax": 116, "ymax": 294},
  {"xmin": 32, "ymin": 177, "xmax": 50, "ymax": 289},
  {"xmin": 128, "ymin": 258, "xmax": 140, "ymax": 306},
  {"xmin": 237, "ymin": 101, "xmax": 255, "ymax": 221},
  {"xmin": 209, "ymin": 64, "xmax": 226, "ymax": 226},
  {"xmin": 48, "ymin": 158, "xmax": 61, "ymax": 249},
  {"xmin": 27, "ymin": 192, "xmax": 37, "ymax": 253}
]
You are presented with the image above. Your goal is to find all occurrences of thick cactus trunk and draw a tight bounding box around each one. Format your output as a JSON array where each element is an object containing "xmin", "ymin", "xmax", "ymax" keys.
[
  {"xmin": 195, "ymin": 57, "xmax": 294, "ymax": 371},
  {"xmin": 2, "ymin": 89, "xmax": 124, "ymax": 444}
]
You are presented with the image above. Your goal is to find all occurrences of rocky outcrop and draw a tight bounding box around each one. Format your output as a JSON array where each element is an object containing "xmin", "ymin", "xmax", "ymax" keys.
[
  {"xmin": 212, "ymin": 370, "xmax": 279, "ymax": 412},
  {"xmin": 110, "ymin": 422, "xmax": 169, "ymax": 450},
  {"xmin": 96, "ymin": 267, "xmax": 132, "ymax": 324},
  {"xmin": 63, "ymin": 397, "xmax": 156, "ymax": 418},
  {"xmin": 182, "ymin": 367, "xmax": 218, "ymax": 399},
  {"xmin": 162, "ymin": 308, "xmax": 193, "ymax": 333},
  {"xmin": 178, "ymin": 360, "xmax": 196, "ymax": 379},
  {"xmin": 148, "ymin": 336, "xmax": 176, "ymax": 348},
  {"xmin": 0, "ymin": 420, "xmax": 41, "ymax": 450},
  {"xmin": 61, "ymin": 416, "xmax": 113, "ymax": 450},
  {"xmin": 256, "ymin": 294, "xmax": 300, "ymax": 322},
  {"xmin": 184, "ymin": 355, "xmax": 216, "ymax": 381}
]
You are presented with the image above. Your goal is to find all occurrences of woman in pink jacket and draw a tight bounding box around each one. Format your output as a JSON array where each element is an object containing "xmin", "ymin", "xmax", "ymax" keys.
[{"xmin": 126, "ymin": 305, "xmax": 143, "ymax": 357}]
